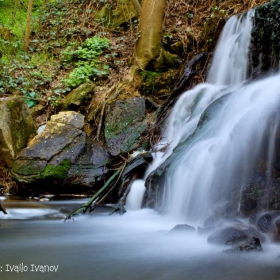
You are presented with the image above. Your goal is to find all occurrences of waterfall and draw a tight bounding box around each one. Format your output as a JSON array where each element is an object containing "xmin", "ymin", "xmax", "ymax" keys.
[
  {"xmin": 146, "ymin": 9, "xmax": 280, "ymax": 226},
  {"xmin": 127, "ymin": 10, "xmax": 280, "ymax": 226}
]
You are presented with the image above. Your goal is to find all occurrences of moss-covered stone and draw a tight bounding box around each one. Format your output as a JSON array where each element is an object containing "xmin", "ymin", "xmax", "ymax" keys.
[
  {"xmin": 105, "ymin": 97, "xmax": 147, "ymax": 156},
  {"xmin": 140, "ymin": 69, "xmax": 177, "ymax": 96},
  {"xmin": 41, "ymin": 159, "xmax": 71, "ymax": 180},
  {"xmin": 63, "ymin": 83, "xmax": 95, "ymax": 110},
  {"xmin": 12, "ymin": 159, "xmax": 47, "ymax": 176},
  {"xmin": 0, "ymin": 96, "xmax": 36, "ymax": 168}
]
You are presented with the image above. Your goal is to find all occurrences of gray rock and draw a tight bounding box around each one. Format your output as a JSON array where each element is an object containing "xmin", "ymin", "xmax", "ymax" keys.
[
  {"xmin": 170, "ymin": 224, "xmax": 196, "ymax": 233},
  {"xmin": 223, "ymin": 237, "xmax": 263, "ymax": 253},
  {"xmin": 257, "ymin": 213, "xmax": 273, "ymax": 233},
  {"xmin": 207, "ymin": 226, "xmax": 249, "ymax": 245},
  {"xmin": 12, "ymin": 111, "xmax": 111, "ymax": 190},
  {"xmin": 104, "ymin": 97, "xmax": 147, "ymax": 156}
]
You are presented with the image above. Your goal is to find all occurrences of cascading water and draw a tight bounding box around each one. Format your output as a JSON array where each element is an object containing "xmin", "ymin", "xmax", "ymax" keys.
[{"xmin": 129, "ymin": 10, "xmax": 280, "ymax": 227}]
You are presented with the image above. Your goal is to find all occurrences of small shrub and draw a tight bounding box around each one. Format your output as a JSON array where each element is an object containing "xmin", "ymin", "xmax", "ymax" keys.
[{"xmin": 62, "ymin": 37, "xmax": 110, "ymax": 87}]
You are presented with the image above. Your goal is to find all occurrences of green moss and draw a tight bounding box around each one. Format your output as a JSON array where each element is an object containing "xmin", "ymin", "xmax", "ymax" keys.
[
  {"xmin": 12, "ymin": 159, "xmax": 47, "ymax": 175},
  {"xmin": 140, "ymin": 69, "xmax": 176, "ymax": 96},
  {"xmin": 41, "ymin": 159, "xmax": 71, "ymax": 180}
]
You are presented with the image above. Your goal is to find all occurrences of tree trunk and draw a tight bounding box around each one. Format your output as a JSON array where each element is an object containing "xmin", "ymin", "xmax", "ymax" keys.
[
  {"xmin": 24, "ymin": 0, "xmax": 33, "ymax": 52},
  {"xmin": 134, "ymin": 0, "xmax": 166, "ymax": 69}
]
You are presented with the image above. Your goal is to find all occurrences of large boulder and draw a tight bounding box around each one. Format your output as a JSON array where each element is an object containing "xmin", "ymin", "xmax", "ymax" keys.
[
  {"xmin": 105, "ymin": 97, "xmax": 147, "ymax": 156},
  {"xmin": 0, "ymin": 97, "xmax": 36, "ymax": 168},
  {"xmin": 11, "ymin": 111, "xmax": 110, "ymax": 189}
]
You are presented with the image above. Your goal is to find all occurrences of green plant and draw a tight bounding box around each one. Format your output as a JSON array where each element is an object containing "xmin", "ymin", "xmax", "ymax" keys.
[{"xmin": 62, "ymin": 37, "xmax": 110, "ymax": 87}]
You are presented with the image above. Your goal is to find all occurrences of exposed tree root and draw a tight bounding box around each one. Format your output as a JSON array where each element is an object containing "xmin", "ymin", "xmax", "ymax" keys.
[{"xmin": 64, "ymin": 161, "xmax": 126, "ymax": 220}]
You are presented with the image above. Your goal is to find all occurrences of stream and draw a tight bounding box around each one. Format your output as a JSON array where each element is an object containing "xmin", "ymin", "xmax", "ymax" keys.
[{"xmin": 0, "ymin": 198, "xmax": 280, "ymax": 280}]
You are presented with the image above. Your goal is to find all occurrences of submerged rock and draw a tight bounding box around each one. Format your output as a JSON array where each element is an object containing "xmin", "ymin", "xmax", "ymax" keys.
[
  {"xmin": 170, "ymin": 224, "xmax": 196, "ymax": 233},
  {"xmin": 0, "ymin": 96, "xmax": 36, "ymax": 168},
  {"xmin": 223, "ymin": 237, "xmax": 263, "ymax": 253},
  {"xmin": 207, "ymin": 226, "xmax": 249, "ymax": 245}
]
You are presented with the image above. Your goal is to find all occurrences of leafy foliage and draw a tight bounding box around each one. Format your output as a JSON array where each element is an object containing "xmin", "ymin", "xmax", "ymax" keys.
[{"xmin": 62, "ymin": 37, "xmax": 110, "ymax": 87}]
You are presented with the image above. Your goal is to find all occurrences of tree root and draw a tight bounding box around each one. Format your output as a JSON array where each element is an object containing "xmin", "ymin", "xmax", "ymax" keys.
[{"xmin": 64, "ymin": 162, "xmax": 126, "ymax": 220}]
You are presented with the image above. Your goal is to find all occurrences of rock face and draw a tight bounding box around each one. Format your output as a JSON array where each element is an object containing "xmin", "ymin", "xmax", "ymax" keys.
[
  {"xmin": 105, "ymin": 97, "xmax": 147, "ymax": 156},
  {"xmin": 0, "ymin": 97, "xmax": 36, "ymax": 168},
  {"xmin": 251, "ymin": 0, "xmax": 280, "ymax": 78},
  {"xmin": 11, "ymin": 111, "xmax": 109, "ymax": 189}
]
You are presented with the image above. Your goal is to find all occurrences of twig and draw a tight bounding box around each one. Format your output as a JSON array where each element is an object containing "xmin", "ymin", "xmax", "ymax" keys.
[
  {"xmin": 64, "ymin": 162, "xmax": 126, "ymax": 220},
  {"xmin": 96, "ymin": 102, "xmax": 106, "ymax": 141}
]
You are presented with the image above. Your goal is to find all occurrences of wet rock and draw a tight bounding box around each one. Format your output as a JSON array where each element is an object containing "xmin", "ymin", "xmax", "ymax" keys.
[
  {"xmin": 249, "ymin": 213, "xmax": 257, "ymax": 225},
  {"xmin": 0, "ymin": 96, "xmax": 36, "ymax": 168},
  {"xmin": 207, "ymin": 226, "xmax": 249, "ymax": 245},
  {"xmin": 122, "ymin": 151, "xmax": 152, "ymax": 179},
  {"xmin": 257, "ymin": 213, "xmax": 273, "ymax": 233},
  {"xmin": 11, "ymin": 111, "xmax": 86, "ymax": 184},
  {"xmin": 197, "ymin": 226, "xmax": 216, "ymax": 235},
  {"xmin": 204, "ymin": 215, "xmax": 221, "ymax": 227},
  {"xmin": 170, "ymin": 224, "xmax": 196, "ymax": 233},
  {"xmin": 274, "ymin": 219, "xmax": 280, "ymax": 241},
  {"xmin": 251, "ymin": 1, "xmax": 280, "ymax": 79},
  {"xmin": 240, "ymin": 174, "xmax": 280, "ymax": 214},
  {"xmin": 63, "ymin": 82, "xmax": 94, "ymax": 110},
  {"xmin": 105, "ymin": 97, "xmax": 147, "ymax": 156},
  {"xmin": 143, "ymin": 160, "xmax": 168, "ymax": 210},
  {"xmin": 223, "ymin": 237, "xmax": 263, "ymax": 253}
]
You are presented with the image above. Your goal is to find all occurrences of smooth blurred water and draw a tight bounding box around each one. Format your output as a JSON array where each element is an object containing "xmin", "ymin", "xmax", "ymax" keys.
[{"xmin": 0, "ymin": 200, "xmax": 280, "ymax": 280}]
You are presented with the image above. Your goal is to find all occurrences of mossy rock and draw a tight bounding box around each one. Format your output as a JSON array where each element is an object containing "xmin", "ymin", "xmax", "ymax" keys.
[
  {"xmin": 0, "ymin": 96, "xmax": 36, "ymax": 168},
  {"xmin": 140, "ymin": 69, "xmax": 177, "ymax": 97},
  {"xmin": 63, "ymin": 83, "xmax": 95, "ymax": 110},
  {"xmin": 11, "ymin": 111, "xmax": 86, "ymax": 184},
  {"xmin": 105, "ymin": 97, "xmax": 147, "ymax": 156},
  {"xmin": 42, "ymin": 159, "xmax": 71, "ymax": 180}
]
